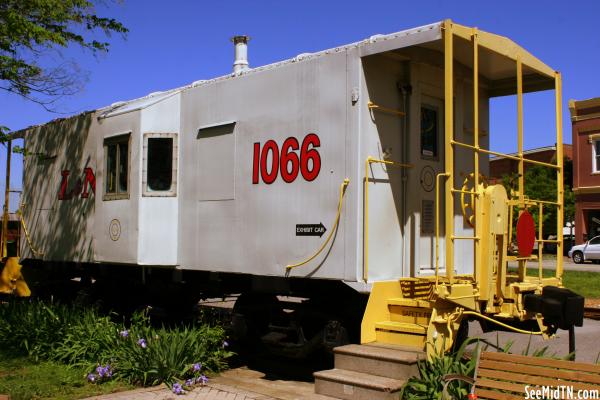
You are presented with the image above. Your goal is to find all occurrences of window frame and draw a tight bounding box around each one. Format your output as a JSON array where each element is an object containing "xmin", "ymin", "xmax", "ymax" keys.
[
  {"xmin": 103, "ymin": 133, "xmax": 131, "ymax": 201},
  {"xmin": 420, "ymin": 103, "xmax": 440, "ymax": 161},
  {"xmin": 593, "ymin": 138, "xmax": 600, "ymax": 174},
  {"xmin": 142, "ymin": 132, "xmax": 178, "ymax": 197},
  {"xmin": 589, "ymin": 236, "xmax": 600, "ymax": 245}
]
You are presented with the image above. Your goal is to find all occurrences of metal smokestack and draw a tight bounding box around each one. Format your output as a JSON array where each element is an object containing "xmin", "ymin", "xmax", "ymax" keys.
[{"xmin": 231, "ymin": 35, "xmax": 250, "ymax": 74}]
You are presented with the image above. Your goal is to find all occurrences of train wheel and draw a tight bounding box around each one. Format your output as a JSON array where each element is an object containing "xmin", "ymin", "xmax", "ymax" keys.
[{"xmin": 232, "ymin": 293, "xmax": 280, "ymax": 348}]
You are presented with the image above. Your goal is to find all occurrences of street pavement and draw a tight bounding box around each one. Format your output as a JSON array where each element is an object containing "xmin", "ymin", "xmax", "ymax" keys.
[{"xmin": 509, "ymin": 256, "xmax": 600, "ymax": 272}]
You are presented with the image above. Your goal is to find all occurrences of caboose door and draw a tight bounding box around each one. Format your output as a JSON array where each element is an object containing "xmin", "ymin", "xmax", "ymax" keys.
[
  {"xmin": 412, "ymin": 94, "xmax": 445, "ymax": 275},
  {"xmin": 361, "ymin": 54, "xmax": 407, "ymax": 281}
]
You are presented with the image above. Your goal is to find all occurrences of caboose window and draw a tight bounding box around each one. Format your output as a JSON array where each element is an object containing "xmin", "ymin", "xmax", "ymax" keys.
[
  {"xmin": 103, "ymin": 134, "xmax": 130, "ymax": 200},
  {"xmin": 143, "ymin": 133, "xmax": 177, "ymax": 197},
  {"xmin": 420, "ymin": 105, "xmax": 439, "ymax": 159},
  {"xmin": 148, "ymin": 138, "xmax": 172, "ymax": 191}
]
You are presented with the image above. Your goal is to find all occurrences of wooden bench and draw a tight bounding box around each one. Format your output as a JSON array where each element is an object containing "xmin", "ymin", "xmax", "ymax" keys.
[{"xmin": 444, "ymin": 351, "xmax": 600, "ymax": 400}]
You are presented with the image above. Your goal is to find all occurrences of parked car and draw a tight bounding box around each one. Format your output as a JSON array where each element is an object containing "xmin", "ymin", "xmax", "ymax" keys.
[{"xmin": 568, "ymin": 235, "xmax": 600, "ymax": 263}]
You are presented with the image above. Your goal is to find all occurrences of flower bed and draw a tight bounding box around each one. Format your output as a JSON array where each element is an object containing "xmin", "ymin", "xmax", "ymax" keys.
[{"xmin": 0, "ymin": 300, "xmax": 233, "ymax": 396}]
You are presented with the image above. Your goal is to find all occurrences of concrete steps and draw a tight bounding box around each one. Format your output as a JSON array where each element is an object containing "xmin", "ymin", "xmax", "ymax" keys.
[
  {"xmin": 313, "ymin": 343, "xmax": 424, "ymax": 399},
  {"xmin": 334, "ymin": 343, "xmax": 422, "ymax": 379}
]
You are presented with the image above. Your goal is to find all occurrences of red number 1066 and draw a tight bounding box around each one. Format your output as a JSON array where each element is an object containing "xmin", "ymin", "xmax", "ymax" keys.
[{"xmin": 252, "ymin": 133, "xmax": 321, "ymax": 184}]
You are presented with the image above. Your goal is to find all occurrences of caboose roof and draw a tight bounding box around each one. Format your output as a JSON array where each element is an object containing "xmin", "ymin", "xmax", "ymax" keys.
[{"xmin": 12, "ymin": 19, "xmax": 556, "ymax": 137}]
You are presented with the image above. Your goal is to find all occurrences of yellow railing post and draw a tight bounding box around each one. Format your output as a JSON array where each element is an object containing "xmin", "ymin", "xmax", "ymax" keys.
[
  {"xmin": 472, "ymin": 28, "xmax": 480, "ymax": 283},
  {"xmin": 516, "ymin": 57, "xmax": 526, "ymax": 281},
  {"xmin": 444, "ymin": 19, "xmax": 455, "ymax": 284},
  {"xmin": 2, "ymin": 140, "xmax": 11, "ymax": 259},
  {"xmin": 435, "ymin": 172, "xmax": 449, "ymax": 287},
  {"xmin": 364, "ymin": 157, "xmax": 371, "ymax": 282},
  {"xmin": 555, "ymin": 72, "xmax": 564, "ymax": 280},
  {"xmin": 517, "ymin": 58, "xmax": 524, "ymax": 207},
  {"xmin": 538, "ymin": 204, "xmax": 543, "ymax": 281}
]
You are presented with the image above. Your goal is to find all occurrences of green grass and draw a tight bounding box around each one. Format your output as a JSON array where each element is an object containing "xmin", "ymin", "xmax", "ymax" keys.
[
  {"xmin": 560, "ymin": 270, "xmax": 600, "ymax": 299},
  {"xmin": 0, "ymin": 352, "xmax": 133, "ymax": 400},
  {"xmin": 510, "ymin": 268, "xmax": 600, "ymax": 299}
]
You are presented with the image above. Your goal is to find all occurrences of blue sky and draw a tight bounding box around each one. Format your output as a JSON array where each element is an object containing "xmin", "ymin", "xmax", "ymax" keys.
[{"xmin": 2, "ymin": 0, "xmax": 600, "ymax": 210}]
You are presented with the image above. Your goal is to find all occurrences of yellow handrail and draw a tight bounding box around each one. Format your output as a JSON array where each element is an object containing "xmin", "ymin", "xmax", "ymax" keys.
[
  {"xmin": 17, "ymin": 206, "xmax": 44, "ymax": 257},
  {"xmin": 367, "ymin": 101, "xmax": 406, "ymax": 117},
  {"xmin": 451, "ymin": 140, "xmax": 560, "ymax": 170},
  {"xmin": 364, "ymin": 157, "xmax": 413, "ymax": 282},
  {"xmin": 435, "ymin": 173, "xmax": 450, "ymax": 287},
  {"xmin": 285, "ymin": 179, "xmax": 349, "ymax": 273},
  {"xmin": 459, "ymin": 310, "xmax": 543, "ymax": 335}
]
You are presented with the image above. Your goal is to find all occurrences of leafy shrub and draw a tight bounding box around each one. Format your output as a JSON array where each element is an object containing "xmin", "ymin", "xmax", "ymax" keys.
[
  {"xmin": 0, "ymin": 300, "xmax": 233, "ymax": 388},
  {"xmin": 52, "ymin": 309, "xmax": 120, "ymax": 369},
  {"xmin": 400, "ymin": 339, "xmax": 478, "ymax": 400},
  {"xmin": 110, "ymin": 312, "xmax": 232, "ymax": 386},
  {"xmin": 0, "ymin": 299, "xmax": 78, "ymax": 360}
]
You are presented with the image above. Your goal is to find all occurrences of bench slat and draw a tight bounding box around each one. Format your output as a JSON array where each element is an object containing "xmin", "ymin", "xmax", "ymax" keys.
[
  {"xmin": 478, "ymin": 368, "xmax": 600, "ymax": 393},
  {"xmin": 474, "ymin": 387, "xmax": 523, "ymax": 400},
  {"xmin": 479, "ymin": 359, "xmax": 600, "ymax": 385},
  {"xmin": 476, "ymin": 378, "xmax": 526, "ymax": 394},
  {"xmin": 481, "ymin": 352, "xmax": 600, "ymax": 374}
]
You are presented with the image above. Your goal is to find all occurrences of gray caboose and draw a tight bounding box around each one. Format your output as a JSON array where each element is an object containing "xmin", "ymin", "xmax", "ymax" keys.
[{"xmin": 12, "ymin": 20, "xmax": 575, "ymax": 366}]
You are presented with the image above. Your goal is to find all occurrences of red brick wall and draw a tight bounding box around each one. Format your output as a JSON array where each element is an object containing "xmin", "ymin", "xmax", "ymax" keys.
[
  {"xmin": 576, "ymin": 194, "xmax": 600, "ymax": 242},
  {"xmin": 489, "ymin": 145, "xmax": 573, "ymax": 182},
  {"xmin": 572, "ymin": 119, "xmax": 600, "ymax": 189}
]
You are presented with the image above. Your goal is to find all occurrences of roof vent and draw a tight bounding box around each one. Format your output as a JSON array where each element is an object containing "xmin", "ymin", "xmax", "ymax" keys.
[{"xmin": 231, "ymin": 35, "xmax": 250, "ymax": 75}]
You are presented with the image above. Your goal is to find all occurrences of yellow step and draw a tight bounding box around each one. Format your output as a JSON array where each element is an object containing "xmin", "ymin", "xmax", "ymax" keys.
[{"xmin": 374, "ymin": 321, "xmax": 427, "ymax": 335}]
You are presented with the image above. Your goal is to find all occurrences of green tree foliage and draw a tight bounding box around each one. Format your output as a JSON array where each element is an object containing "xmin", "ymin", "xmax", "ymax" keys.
[
  {"xmin": 502, "ymin": 157, "xmax": 574, "ymax": 238},
  {"xmin": 0, "ymin": 0, "xmax": 127, "ymax": 144}
]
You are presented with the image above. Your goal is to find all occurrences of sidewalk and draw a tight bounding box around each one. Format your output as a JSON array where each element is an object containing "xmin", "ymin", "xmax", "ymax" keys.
[
  {"xmin": 83, "ymin": 367, "xmax": 329, "ymax": 400},
  {"xmin": 84, "ymin": 382, "xmax": 276, "ymax": 400}
]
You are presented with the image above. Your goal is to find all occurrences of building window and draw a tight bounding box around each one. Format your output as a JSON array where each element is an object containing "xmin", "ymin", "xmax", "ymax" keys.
[
  {"xmin": 594, "ymin": 139, "xmax": 600, "ymax": 173},
  {"xmin": 143, "ymin": 133, "xmax": 177, "ymax": 197},
  {"xmin": 421, "ymin": 105, "xmax": 439, "ymax": 159},
  {"xmin": 104, "ymin": 134, "xmax": 130, "ymax": 200}
]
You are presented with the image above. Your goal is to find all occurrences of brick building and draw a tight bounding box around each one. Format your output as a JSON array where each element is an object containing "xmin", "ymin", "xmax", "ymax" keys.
[{"xmin": 570, "ymin": 97, "xmax": 600, "ymax": 243}]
